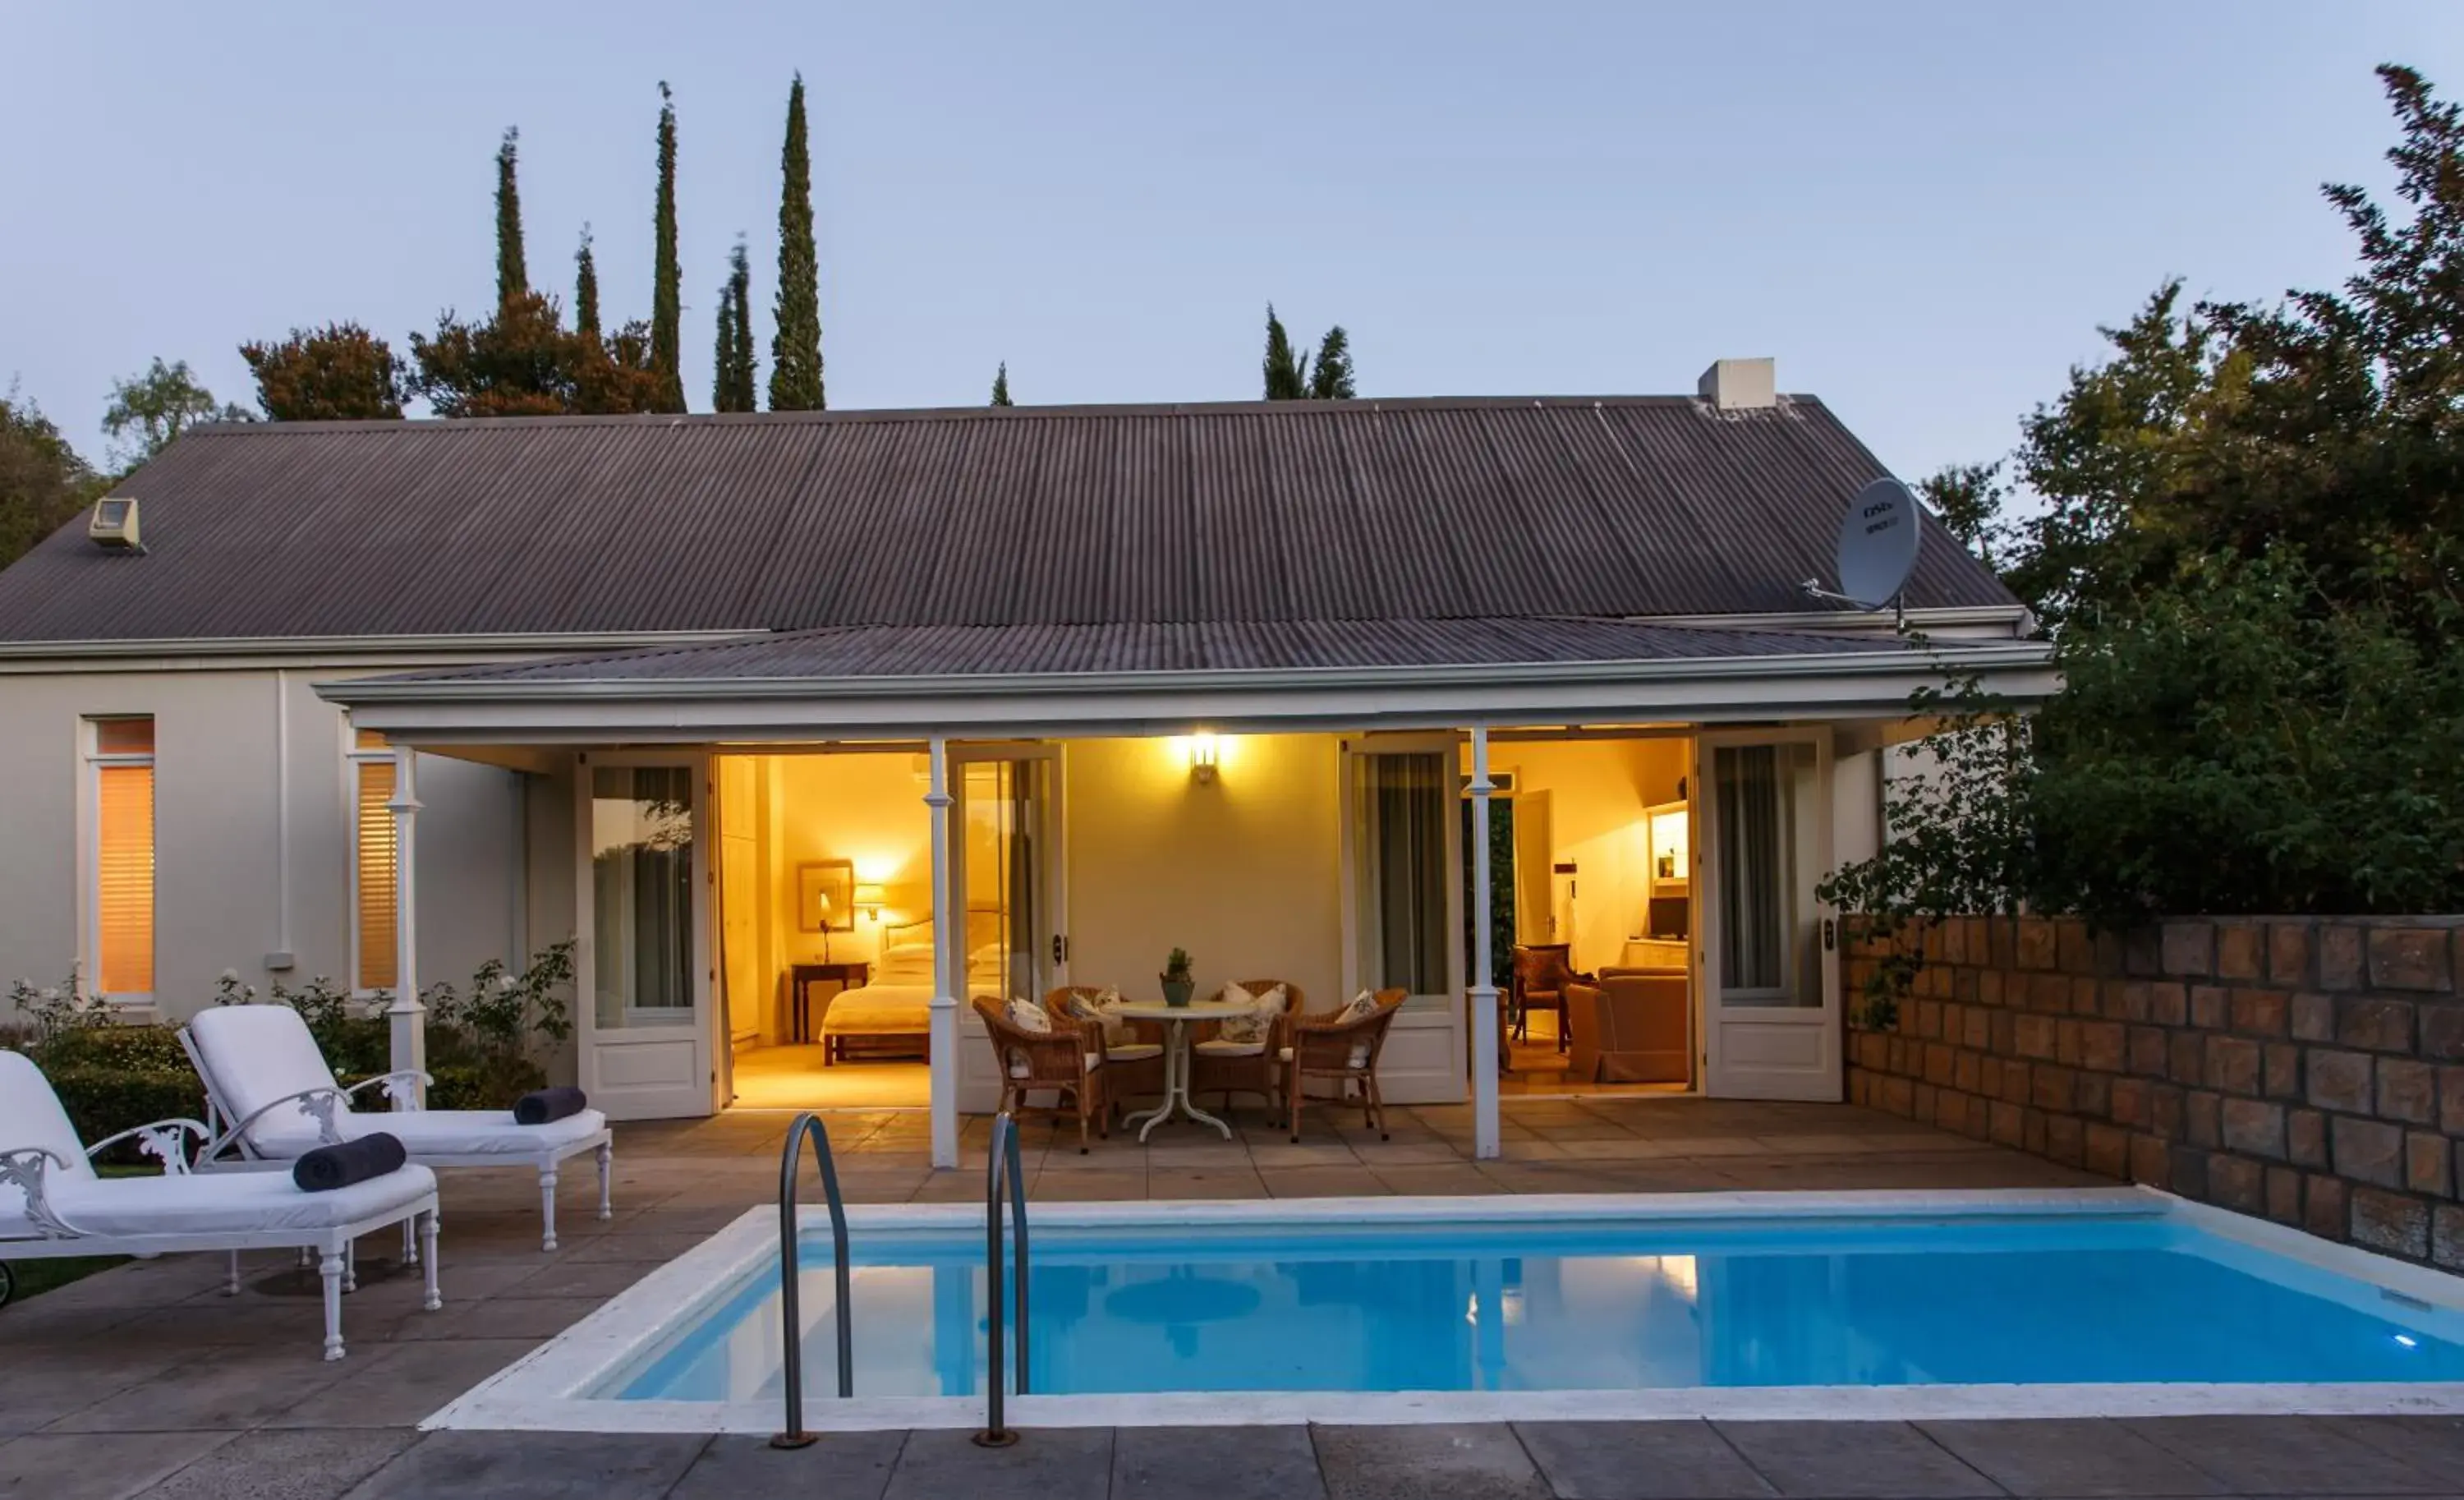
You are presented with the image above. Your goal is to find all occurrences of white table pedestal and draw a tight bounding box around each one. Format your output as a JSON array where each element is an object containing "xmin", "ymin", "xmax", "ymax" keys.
[{"xmin": 1111, "ymin": 997, "xmax": 1257, "ymax": 1142}]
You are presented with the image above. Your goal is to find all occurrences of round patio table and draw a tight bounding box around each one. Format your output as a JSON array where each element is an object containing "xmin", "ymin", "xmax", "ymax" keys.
[{"xmin": 1110, "ymin": 996, "xmax": 1258, "ymax": 1141}]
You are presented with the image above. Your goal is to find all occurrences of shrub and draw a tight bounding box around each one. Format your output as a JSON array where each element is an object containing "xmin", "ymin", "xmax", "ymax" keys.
[
  {"xmin": 35, "ymin": 1024, "xmax": 193, "ymax": 1073},
  {"xmin": 41, "ymin": 1063, "xmax": 206, "ymax": 1162},
  {"xmin": 426, "ymin": 1056, "xmax": 548, "ymax": 1111}
]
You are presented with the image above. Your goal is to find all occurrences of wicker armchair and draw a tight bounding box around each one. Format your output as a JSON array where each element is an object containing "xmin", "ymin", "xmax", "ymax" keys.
[
  {"xmin": 1190, "ymin": 980, "xmax": 1303, "ymax": 1118},
  {"xmin": 1285, "ymin": 989, "xmax": 1405, "ymax": 1143},
  {"xmin": 972, "ymin": 995, "xmax": 1109, "ymax": 1153},
  {"xmin": 1510, "ymin": 944, "xmax": 1589, "ymax": 1052},
  {"xmin": 1044, "ymin": 986, "xmax": 1166, "ymax": 1116}
]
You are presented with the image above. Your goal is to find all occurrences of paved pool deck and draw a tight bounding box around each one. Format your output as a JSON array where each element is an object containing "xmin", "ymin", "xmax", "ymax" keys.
[{"xmin": 4, "ymin": 1096, "xmax": 2459, "ymax": 1498}]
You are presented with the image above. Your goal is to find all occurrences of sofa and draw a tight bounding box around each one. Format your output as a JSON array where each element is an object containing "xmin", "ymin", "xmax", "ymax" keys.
[{"xmin": 1565, "ymin": 968, "xmax": 1691, "ymax": 1084}]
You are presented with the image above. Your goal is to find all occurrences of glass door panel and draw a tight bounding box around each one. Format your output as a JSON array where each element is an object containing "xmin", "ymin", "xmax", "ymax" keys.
[
  {"xmin": 591, "ymin": 764, "xmax": 698, "ymax": 1028},
  {"xmin": 1698, "ymin": 733, "xmax": 1838, "ymax": 1100}
]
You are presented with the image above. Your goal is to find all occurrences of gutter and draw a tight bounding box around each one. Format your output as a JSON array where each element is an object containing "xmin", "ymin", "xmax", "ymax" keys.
[{"xmin": 319, "ymin": 639, "xmax": 2057, "ymax": 706}]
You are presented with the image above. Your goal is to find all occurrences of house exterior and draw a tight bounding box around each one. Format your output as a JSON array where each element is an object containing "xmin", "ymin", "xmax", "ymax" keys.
[{"xmin": 0, "ymin": 362, "xmax": 2053, "ymax": 1165}]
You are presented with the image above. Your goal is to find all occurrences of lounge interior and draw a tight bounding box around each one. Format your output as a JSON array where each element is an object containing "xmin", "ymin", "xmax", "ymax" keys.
[{"xmin": 1473, "ymin": 732, "xmax": 1699, "ymax": 1097}]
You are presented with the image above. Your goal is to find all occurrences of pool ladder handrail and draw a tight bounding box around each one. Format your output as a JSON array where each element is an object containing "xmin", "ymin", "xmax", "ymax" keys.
[
  {"xmin": 972, "ymin": 1110, "xmax": 1032, "ymax": 1447},
  {"xmin": 770, "ymin": 1111, "xmax": 855, "ymax": 1451}
]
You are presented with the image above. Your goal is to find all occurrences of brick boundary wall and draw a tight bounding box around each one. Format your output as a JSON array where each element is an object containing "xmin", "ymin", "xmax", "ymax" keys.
[{"xmin": 1841, "ymin": 915, "xmax": 2464, "ymax": 1270}]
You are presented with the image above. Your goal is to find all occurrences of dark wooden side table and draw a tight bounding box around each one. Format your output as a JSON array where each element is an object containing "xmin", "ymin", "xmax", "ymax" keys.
[{"xmin": 788, "ymin": 961, "xmax": 870, "ymax": 1043}]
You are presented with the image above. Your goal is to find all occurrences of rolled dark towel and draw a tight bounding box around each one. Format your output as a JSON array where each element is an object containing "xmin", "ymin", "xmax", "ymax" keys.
[
  {"xmin": 292, "ymin": 1132, "xmax": 407, "ymax": 1193},
  {"xmin": 513, "ymin": 1086, "xmax": 588, "ymax": 1125}
]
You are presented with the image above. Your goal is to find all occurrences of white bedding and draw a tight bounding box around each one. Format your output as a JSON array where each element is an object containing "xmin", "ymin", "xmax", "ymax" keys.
[{"xmin": 820, "ymin": 983, "xmax": 935, "ymax": 1036}]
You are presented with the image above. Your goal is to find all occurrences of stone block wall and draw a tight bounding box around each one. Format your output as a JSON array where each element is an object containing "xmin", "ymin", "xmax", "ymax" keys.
[{"xmin": 1842, "ymin": 915, "xmax": 2464, "ymax": 1269}]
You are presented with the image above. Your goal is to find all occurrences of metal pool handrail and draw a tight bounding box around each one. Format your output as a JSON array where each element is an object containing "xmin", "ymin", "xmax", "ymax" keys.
[
  {"xmin": 972, "ymin": 1110, "xmax": 1032, "ymax": 1447},
  {"xmin": 770, "ymin": 1111, "xmax": 854, "ymax": 1450}
]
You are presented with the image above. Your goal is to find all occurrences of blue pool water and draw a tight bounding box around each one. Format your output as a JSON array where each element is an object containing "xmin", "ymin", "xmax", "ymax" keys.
[{"xmin": 601, "ymin": 1213, "xmax": 2464, "ymax": 1400}]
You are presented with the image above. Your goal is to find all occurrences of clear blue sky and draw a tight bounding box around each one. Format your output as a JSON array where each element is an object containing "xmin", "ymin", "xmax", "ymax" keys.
[{"xmin": 6, "ymin": 1, "xmax": 2462, "ymax": 485}]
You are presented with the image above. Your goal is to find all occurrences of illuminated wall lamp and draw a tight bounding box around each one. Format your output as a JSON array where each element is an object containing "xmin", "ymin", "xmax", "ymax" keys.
[
  {"xmin": 854, "ymin": 884, "xmax": 885, "ymax": 921},
  {"xmin": 1188, "ymin": 732, "xmax": 1220, "ymax": 785}
]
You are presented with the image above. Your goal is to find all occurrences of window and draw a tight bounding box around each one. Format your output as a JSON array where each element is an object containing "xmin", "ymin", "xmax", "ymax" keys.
[
  {"xmin": 1353, "ymin": 750, "xmax": 1450, "ymax": 996},
  {"xmin": 348, "ymin": 729, "xmax": 399, "ymax": 992},
  {"xmin": 89, "ymin": 717, "xmax": 155, "ymax": 997}
]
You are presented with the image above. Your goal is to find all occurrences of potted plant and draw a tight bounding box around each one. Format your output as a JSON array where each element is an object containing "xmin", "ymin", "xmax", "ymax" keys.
[{"xmin": 1159, "ymin": 948, "xmax": 1196, "ymax": 1009}]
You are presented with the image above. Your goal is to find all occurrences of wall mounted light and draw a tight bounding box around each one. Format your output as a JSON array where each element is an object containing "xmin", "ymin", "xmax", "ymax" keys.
[
  {"xmin": 854, "ymin": 883, "xmax": 886, "ymax": 921},
  {"xmin": 1188, "ymin": 732, "xmax": 1220, "ymax": 785}
]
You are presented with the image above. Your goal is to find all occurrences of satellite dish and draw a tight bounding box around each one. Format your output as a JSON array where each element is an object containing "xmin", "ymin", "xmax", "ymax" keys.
[{"xmin": 1832, "ymin": 476, "xmax": 1921, "ymax": 610}]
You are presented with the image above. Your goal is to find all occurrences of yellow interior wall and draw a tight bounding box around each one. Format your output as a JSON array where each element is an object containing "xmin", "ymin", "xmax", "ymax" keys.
[
  {"xmin": 771, "ymin": 750, "xmax": 933, "ymax": 978},
  {"xmin": 1063, "ymin": 734, "xmax": 1345, "ymax": 1013},
  {"xmin": 1488, "ymin": 737, "xmax": 1689, "ymax": 972}
]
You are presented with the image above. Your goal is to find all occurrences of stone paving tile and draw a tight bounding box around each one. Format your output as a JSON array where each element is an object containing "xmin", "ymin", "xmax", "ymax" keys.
[
  {"xmin": 2323, "ymin": 1415, "xmax": 2464, "ymax": 1473},
  {"xmin": 0, "ymin": 1429, "xmax": 237, "ymax": 1500},
  {"xmin": 42, "ymin": 1346, "xmax": 362, "ymax": 1435},
  {"xmin": 338, "ymin": 1430, "xmax": 708, "ymax": 1498},
  {"xmin": 385, "ymin": 1295, "xmax": 604, "ymax": 1341},
  {"xmin": 1515, "ymin": 1420, "xmax": 1777, "ymax": 1499},
  {"xmin": 2122, "ymin": 1415, "xmax": 2453, "ymax": 1495},
  {"xmin": 130, "ymin": 1428, "xmax": 417, "ymax": 1500},
  {"xmin": 664, "ymin": 1431, "xmax": 906, "ymax": 1499},
  {"xmin": 1917, "ymin": 1419, "xmax": 2231, "ymax": 1497},
  {"xmin": 1711, "ymin": 1421, "xmax": 2000, "ymax": 1498},
  {"xmin": 1113, "ymin": 1424, "xmax": 1327, "ymax": 1500},
  {"xmin": 1313, "ymin": 1423, "xmax": 1551, "ymax": 1500},
  {"xmin": 264, "ymin": 1339, "xmax": 545, "ymax": 1430},
  {"xmin": 1263, "ymin": 1167, "xmax": 1396, "ymax": 1199},
  {"xmin": 0, "ymin": 1344, "xmax": 195, "ymax": 1435},
  {"xmin": 880, "ymin": 1426, "xmax": 1114, "ymax": 1500},
  {"xmin": 493, "ymin": 1258, "xmax": 667, "ymax": 1300},
  {"xmin": 1367, "ymin": 1166, "xmax": 1510, "ymax": 1196}
]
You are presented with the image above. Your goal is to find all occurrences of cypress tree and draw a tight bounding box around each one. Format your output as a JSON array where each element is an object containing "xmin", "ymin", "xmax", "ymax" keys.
[
  {"xmin": 768, "ymin": 73, "xmax": 825, "ymax": 411},
  {"xmin": 712, "ymin": 239, "xmax": 757, "ymax": 412},
  {"xmin": 494, "ymin": 127, "xmax": 527, "ymax": 311},
  {"xmin": 1308, "ymin": 325, "xmax": 1356, "ymax": 399},
  {"xmin": 1262, "ymin": 305, "xmax": 1308, "ymax": 399},
  {"xmin": 574, "ymin": 226, "xmax": 601, "ymax": 341},
  {"xmin": 991, "ymin": 362, "xmax": 1012, "ymax": 407},
  {"xmin": 650, "ymin": 82, "xmax": 685, "ymax": 412}
]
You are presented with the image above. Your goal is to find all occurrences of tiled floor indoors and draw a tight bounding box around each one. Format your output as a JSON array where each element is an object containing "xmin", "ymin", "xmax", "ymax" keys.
[{"xmin": 3, "ymin": 1096, "xmax": 2458, "ymax": 1498}]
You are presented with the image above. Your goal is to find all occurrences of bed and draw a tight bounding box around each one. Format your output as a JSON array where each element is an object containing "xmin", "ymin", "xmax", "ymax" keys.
[{"xmin": 819, "ymin": 916, "xmax": 1007, "ymax": 1064}]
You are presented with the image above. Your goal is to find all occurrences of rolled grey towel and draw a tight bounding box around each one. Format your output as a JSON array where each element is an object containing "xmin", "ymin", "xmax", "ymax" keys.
[
  {"xmin": 292, "ymin": 1132, "xmax": 407, "ymax": 1193},
  {"xmin": 513, "ymin": 1086, "xmax": 587, "ymax": 1125}
]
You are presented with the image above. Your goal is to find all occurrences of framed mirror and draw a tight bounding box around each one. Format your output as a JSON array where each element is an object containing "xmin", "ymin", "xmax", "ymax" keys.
[{"xmin": 796, "ymin": 858, "xmax": 855, "ymax": 933}]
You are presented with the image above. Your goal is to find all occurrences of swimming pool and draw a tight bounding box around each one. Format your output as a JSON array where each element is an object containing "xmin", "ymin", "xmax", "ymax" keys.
[{"xmin": 431, "ymin": 1189, "xmax": 2464, "ymax": 1433}]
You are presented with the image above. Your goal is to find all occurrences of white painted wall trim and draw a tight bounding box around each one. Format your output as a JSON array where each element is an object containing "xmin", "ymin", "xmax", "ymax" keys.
[
  {"xmin": 925, "ymin": 738, "xmax": 958, "ymax": 1170},
  {"xmin": 1468, "ymin": 726, "xmax": 1500, "ymax": 1160}
]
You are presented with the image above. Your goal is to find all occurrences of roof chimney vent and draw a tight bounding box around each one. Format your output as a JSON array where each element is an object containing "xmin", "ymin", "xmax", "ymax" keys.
[
  {"xmin": 88, "ymin": 495, "xmax": 144, "ymax": 553},
  {"xmin": 1698, "ymin": 358, "xmax": 1777, "ymax": 412}
]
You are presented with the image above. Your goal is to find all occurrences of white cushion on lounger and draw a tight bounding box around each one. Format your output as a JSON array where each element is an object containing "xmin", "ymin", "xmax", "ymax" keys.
[
  {"xmin": 0, "ymin": 1050, "xmax": 94, "ymax": 1187},
  {"xmin": 1193, "ymin": 1038, "xmax": 1266, "ymax": 1058},
  {"xmin": 2, "ymin": 1163, "xmax": 439, "ymax": 1241},
  {"xmin": 186, "ymin": 1005, "xmax": 605, "ymax": 1156}
]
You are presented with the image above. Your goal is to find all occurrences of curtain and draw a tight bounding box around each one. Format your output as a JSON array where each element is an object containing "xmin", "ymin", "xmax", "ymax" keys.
[
  {"xmin": 1368, "ymin": 752, "xmax": 1448, "ymax": 995},
  {"xmin": 1715, "ymin": 745, "xmax": 1786, "ymax": 996},
  {"xmin": 592, "ymin": 765, "xmax": 696, "ymax": 1024}
]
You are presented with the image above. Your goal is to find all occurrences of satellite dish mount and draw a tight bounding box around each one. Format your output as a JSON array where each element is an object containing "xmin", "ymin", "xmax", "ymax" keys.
[{"xmin": 1804, "ymin": 477, "xmax": 1921, "ymax": 629}]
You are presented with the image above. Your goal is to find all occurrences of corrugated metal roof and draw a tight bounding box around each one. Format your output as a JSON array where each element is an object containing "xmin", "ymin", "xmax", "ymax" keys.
[
  {"xmin": 376, "ymin": 617, "xmax": 1940, "ymax": 684},
  {"xmin": 0, "ymin": 396, "xmax": 2016, "ymax": 642}
]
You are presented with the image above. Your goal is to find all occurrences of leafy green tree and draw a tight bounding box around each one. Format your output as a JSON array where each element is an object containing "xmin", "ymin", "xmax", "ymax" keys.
[
  {"xmin": 494, "ymin": 127, "xmax": 527, "ymax": 310},
  {"xmin": 101, "ymin": 358, "xmax": 248, "ymax": 467},
  {"xmin": 650, "ymin": 82, "xmax": 685, "ymax": 412},
  {"xmin": 991, "ymin": 361, "xmax": 1012, "ymax": 407},
  {"xmin": 711, "ymin": 239, "xmax": 757, "ymax": 412},
  {"xmin": 1308, "ymin": 325, "xmax": 1356, "ymax": 399},
  {"xmin": 574, "ymin": 226, "xmax": 602, "ymax": 340},
  {"xmin": 1262, "ymin": 306, "xmax": 1308, "ymax": 399},
  {"xmin": 408, "ymin": 293, "xmax": 664, "ymax": 417},
  {"xmin": 240, "ymin": 324, "xmax": 407, "ymax": 421},
  {"xmin": 0, "ymin": 390, "xmax": 101, "ymax": 568},
  {"xmin": 1916, "ymin": 460, "xmax": 2010, "ymax": 569},
  {"xmin": 768, "ymin": 73, "xmax": 825, "ymax": 411}
]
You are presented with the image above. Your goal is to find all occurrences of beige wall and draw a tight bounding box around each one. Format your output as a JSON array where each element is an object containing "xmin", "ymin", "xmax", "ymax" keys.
[
  {"xmin": 1488, "ymin": 737, "xmax": 1689, "ymax": 972},
  {"xmin": 1064, "ymin": 734, "xmax": 1345, "ymax": 1012},
  {"xmin": 0, "ymin": 665, "xmax": 523, "ymax": 1026}
]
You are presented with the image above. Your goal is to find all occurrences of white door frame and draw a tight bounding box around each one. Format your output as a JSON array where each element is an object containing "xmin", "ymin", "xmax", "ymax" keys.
[
  {"xmin": 945, "ymin": 742, "xmax": 1069, "ymax": 1129},
  {"xmin": 572, "ymin": 748, "xmax": 717, "ymax": 1120},
  {"xmin": 1694, "ymin": 727, "xmax": 1841, "ymax": 1102}
]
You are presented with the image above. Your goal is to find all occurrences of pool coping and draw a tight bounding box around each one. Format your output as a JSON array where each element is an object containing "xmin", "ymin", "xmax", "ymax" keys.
[{"xmin": 421, "ymin": 1187, "xmax": 2464, "ymax": 1433}]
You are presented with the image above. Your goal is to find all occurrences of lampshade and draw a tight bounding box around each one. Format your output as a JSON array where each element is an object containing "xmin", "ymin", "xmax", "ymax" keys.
[{"xmin": 854, "ymin": 884, "xmax": 885, "ymax": 918}]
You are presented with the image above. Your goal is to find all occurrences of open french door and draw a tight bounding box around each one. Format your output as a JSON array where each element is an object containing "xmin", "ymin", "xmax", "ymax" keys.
[
  {"xmin": 572, "ymin": 751, "xmax": 717, "ymax": 1120},
  {"xmin": 949, "ymin": 745, "xmax": 1067, "ymax": 1114},
  {"xmin": 1338, "ymin": 734, "xmax": 1469, "ymax": 1102},
  {"xmin": 1695, "ymin": 729, "xmax": 1841, "ymax": 1101}
]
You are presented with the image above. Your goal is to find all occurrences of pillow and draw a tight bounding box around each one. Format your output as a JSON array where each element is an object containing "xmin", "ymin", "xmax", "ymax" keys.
[
  {"xmin": 876, "ymin": 946, "xmax": 934, "ymax": 983},
  {"xmin": 1006, "ymin": 997, "xmax": 1052, "ymax": 1034},
  {"xmin": 1215, "ymin": 982, "xmax": 1288, "ymax": 1045},
  {"xmin": 1064, "ymin": 987, "xmax": 1133, "ymax": 1047},
  {"xmin": 1338, "ymin": 989, "xmax": 1382, "ymax": 1024}
]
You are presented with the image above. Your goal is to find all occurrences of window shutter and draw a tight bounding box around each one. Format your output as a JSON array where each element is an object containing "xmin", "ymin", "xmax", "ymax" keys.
[
  {"xmin": 356, "ymin": 757, "xmax": 398, "ymax": 991},
  {"xmin": 96, "ymin": 762, "xmax": 154, "ymax": 995}
]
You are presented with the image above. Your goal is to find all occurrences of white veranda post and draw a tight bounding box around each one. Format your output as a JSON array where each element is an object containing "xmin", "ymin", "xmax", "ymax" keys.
[
  {"xmin": 1469, "ymin": 726, "xmax": 1500, "ymax": 1159},
  {"xmin": 387, "ymin": 744, "xmax": 426, "ymax": 1104},
  {"xmin": 926, "ymin": 737, "xmax": 959, "ymax": 1169}
]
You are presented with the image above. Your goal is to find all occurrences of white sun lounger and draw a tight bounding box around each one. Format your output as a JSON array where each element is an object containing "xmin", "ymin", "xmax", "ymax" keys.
[
  {"xmin": 180, "ymin": 1005, "xmax": 614, "ymax": 1251},
  {"xmin": 1, "ymin": 1049, "xmax": 440, "ymax": 1360}
]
